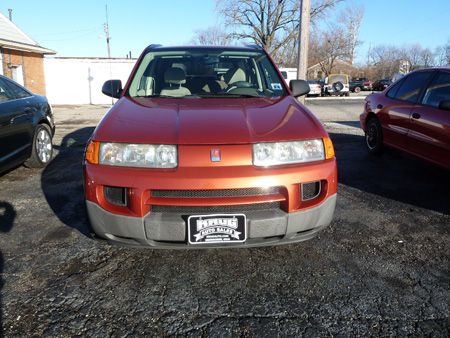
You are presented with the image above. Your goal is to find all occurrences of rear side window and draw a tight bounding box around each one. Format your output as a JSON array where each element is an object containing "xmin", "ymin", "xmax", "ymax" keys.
[
  {"xmin": 4, "ymin": 78, "xmax": 32, "ymax": 99},
  {"xmin": 387, "ymin": 71, "xmax": 434, "ymax": 103},
  {"xmin": 422, "ymin": 71, "xmax": 450, "ymax": 109},
  {"xmin": 0, "ymin": 78, "xmax": 15, "ymax": 102}
]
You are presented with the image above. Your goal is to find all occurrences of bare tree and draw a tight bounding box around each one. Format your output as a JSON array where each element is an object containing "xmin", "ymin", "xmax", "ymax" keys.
[
  {"xmin": 338, "ymin": 4, "xmax": 364, "ymax": 64},
  {"xmin": 400, "ymin": 44, "xmax": 425, "ymax": 70},
  {"xmin": 435, "ymin": 40, "xmax": 450, "ymax": 66},
  {"xmin": 276, "ymin": 1, "xmax": 364, "ymax": 74},
  {"xmin": 313, "ymin": 24, "xmax": 352, "ymax": 75},
  {"xmin": 191, "ymin": 26, "xmax": 232, "ymax": 46},
  {"xmin": 216, "ymin": 0, "xmax": 343, "ymax": 59},
  {"xmin": 366, "ymin": 43, "xmax": 436, "ymax": 79},
  {"xmin": 367, "ymin": 45, "xmax": 402, "ymax": 79},
  {"xmin": 418, "ymin": 48, "xmax": 435, "ymax": 68}
]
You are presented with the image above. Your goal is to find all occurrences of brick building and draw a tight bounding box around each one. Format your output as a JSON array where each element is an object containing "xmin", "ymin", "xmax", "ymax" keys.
[{"xmin": 0, "ymin": 12, "xmax": 55, "ymax": 95}]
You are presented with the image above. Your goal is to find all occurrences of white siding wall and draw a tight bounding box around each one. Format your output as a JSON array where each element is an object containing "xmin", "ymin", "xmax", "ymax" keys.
[{"xmin": 44, "ymin": 58, "xmax": 136, "ymax": 104}]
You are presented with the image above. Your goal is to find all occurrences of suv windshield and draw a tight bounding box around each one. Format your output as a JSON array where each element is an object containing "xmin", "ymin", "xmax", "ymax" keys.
[{"xmin": 128, "ymin": 48, "xmax": 287, "ymax": 98}]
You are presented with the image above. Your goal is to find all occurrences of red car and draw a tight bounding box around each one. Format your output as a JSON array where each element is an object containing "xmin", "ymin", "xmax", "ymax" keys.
[
  {"xmin": 360, "ymin": 67, "xmax": 450, "ymax": 170},
  {"xmin": 84, "ymin": 45, "xmax": 337, "ymax": 248}
]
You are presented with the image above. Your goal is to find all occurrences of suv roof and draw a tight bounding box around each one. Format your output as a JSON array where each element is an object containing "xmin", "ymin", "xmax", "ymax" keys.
[{"xmin": 144, "ymin": 44, "xmax": 264, "ymax": 53}]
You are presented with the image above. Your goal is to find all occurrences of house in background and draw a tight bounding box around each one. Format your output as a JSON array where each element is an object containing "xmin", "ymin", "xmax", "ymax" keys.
[
  {"xmin": 0, "ymin": 12, "xmax": 55, "ymax": 94},
  {"xmin": 307, "ymin": 59, "xmax": 358, "ymax": 80}
]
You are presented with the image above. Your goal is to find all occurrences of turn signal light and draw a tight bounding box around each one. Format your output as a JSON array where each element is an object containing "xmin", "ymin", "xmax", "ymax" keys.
[
  {"xmin": 85, "ymin": 140, "xmax": 99, "ymax": 164},
  {"xmin": 323, "ymin": 137, "xmax": 335, "ymax": 159}
]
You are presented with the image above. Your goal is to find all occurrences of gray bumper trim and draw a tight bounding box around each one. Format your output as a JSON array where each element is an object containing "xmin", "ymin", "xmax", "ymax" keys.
[{"xmin": 86, "ymin": 194, "xmax": 337, "ymax": 248}]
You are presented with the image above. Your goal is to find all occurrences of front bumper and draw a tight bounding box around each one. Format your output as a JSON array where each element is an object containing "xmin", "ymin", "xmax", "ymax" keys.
[
  {"xmin": 86, "ymin": 193, "xmax": 337, "ymax": 248},
  {"xmin": 324, "ymin": 87, "xmax": 349, "ymax": 95}
]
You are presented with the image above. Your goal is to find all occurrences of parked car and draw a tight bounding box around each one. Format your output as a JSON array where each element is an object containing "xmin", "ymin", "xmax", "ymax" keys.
[
  {"xmin": 350, "ymin": 77, "xmax": 372, "ymax": 92},
  {"xmin": 360, "ymin": 67, "xmax": 450, "ymax": 170},
  {"xmin": 84, "ymin": 44, "xmax": 338, "ymax": 248},
  {"xmin": 323, "ymin": 74, "xmax": 350, "ymax": 96},
  {"xmin": 279, "ymin": 67, "xmax": 297, "ymax": 86},
  {"xmin": 372, "ymin": 79, "xmax": 392, "ymax": 91},
  {"xmin": 307, "ymin": 80, "xmax": 322, "ymax": 97},
  {"xmin": 0, "ymin": 75, "xmax": 55, "ymax": 174}
]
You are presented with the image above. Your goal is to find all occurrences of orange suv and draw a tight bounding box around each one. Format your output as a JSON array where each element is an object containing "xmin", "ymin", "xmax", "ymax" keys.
[{"xmin": 84, "ymin": 45, "xmax": 338, "ymax": 248}]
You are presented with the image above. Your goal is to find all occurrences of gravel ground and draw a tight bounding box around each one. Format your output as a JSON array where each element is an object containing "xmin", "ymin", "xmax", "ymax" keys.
[{"xmin": 0, "ymin": 101, "xmax": 449, "ymax": 337}]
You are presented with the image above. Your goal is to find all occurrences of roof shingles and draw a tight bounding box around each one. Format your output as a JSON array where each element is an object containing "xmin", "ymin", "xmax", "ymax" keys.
[{"xmin": 0, "ymin": 12, "xmax": 55, "ymax": 54}]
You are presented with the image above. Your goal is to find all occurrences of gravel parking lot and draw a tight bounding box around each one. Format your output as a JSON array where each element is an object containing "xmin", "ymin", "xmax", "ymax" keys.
[{"xmin": 0, "ymin": 99, "xmax": 449, "ymax": 336}]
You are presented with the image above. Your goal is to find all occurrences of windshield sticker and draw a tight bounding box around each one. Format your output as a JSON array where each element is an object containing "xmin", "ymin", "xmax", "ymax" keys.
[{"xmin": 271, "ymin": 83, "xmax": 283, "ymax": 90}]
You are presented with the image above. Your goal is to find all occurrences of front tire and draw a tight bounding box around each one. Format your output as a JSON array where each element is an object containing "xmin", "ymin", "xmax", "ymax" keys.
[
  {"xmin": 354, "ymin": 86, "xmax": 361, "ymax": 93},
  {"xmin": 365, "ymin": 117, "xmax": 383, "ymax": 154},
  {"xmin": 25, "ymin": 124, "xmax": 53, "ymax": 168}
]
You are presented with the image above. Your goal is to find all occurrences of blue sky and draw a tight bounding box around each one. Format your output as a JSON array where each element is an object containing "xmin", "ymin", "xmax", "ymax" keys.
[{"xmin": 1, "ymin": 0, "xmax": 449, "ymax": 63}]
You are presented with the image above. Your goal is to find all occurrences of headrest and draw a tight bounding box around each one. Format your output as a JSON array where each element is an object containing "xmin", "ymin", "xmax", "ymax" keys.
[
  {"xmin": 164, "ymin": 67, "xmax": 186, "ymax": 85},
  {"xmin": 224, "ymin": 66, "xmax": 246, "ymax": 84}
]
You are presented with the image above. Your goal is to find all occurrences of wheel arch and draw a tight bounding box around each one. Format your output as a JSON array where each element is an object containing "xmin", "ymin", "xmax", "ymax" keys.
[{"xmin": 37, "ymin": 117, "xmax": 55, "ymax": 136}]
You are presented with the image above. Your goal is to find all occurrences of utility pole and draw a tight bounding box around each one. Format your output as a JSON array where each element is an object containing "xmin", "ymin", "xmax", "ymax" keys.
[
  {"xmin": 297, "ymin": 0, "xmax": 310, "ymax": 102},
  {"xmin": 8, "ymin": 9, "xmax": 12, "ymax": 21},
  {"xmin": 104, "ymin": 5, "xmax": 111, "ymax": 58}
]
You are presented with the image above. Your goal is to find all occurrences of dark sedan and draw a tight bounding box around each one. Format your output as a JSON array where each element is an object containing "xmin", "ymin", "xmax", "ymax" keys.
[
  {"xmin": 372, "ymin": 79, "xmax": 392, "ymax": 91},
  {"xmin": 0, "ymin": 75, "xmax": 55, "ymax": 174},
  {"xmin": 360, "ymin": 67, "xmax": 450, "ymax": 170}
]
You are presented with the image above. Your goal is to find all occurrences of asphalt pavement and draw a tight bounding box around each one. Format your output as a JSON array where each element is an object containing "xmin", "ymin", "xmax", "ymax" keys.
[{"xmin": 0, "ymin": 101, "xmax": 449, "ymax": 337}]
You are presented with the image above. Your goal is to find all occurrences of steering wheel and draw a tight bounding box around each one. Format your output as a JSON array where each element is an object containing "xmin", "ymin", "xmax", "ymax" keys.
[{"xmin": 226, "ymin": 81, "xmax": 254, "ymax": 93}]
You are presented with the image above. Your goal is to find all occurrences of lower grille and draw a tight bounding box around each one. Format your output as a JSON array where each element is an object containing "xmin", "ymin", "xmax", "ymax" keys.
[
  {"xmin": 151, "ymin": 202, "xmax": 280, "ymax": 214},
  {"xmin": 152, "ymin": 187, "xmax": 281, "ymax": 198},
  {"xmin": 301, "ymin": 181, "xmax": 321, "ymax": 201}
]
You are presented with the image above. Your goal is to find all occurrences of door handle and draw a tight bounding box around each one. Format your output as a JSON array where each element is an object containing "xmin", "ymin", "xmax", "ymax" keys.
[
  {"xmin": 377, "ymin": 104, "xmax": 383, "ymax": 109},
  {"xmin": 412, "ymin": 113, "xmax": 421, "ymax": 119}
]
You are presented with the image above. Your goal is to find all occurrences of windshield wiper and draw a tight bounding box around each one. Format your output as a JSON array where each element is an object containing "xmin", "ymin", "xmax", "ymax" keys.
[
  {"xmin": 226, "ymin": 94, "xmax": 261, "ymax": 98},
  {"xmin": 134, "ymin": 94, "xmax": 201, "ymax": 98},
  {"xmin": 197, "ymin": 93, "xmax": 261, "ymax": 98}
]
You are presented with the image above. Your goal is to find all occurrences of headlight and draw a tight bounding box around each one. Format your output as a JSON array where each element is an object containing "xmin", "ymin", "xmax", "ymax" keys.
[
  {"xmin": 99, "ymin": 143, "xmax": 177, "ymax": 168},
  {"xmin": 253, "ymin": 139, "xmax": 325, "ymax": 166}
]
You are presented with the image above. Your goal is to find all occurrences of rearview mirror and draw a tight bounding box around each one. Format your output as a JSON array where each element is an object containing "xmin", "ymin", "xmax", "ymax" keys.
[
  {"xmin": 438, "ymin": 100, "xmax": 450, "ymax": 111},
  {"xmin": 290, "ymin": 80, "xmax": 310, "ymax": 97},
  {"xmin": 102, "ymin": 80, "xmax": 122, "ymax": 99}
]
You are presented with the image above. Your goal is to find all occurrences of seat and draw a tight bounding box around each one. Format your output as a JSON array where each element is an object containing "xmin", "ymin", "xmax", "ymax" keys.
[
  {"xmin": 217, "ymin": 65, "xmax": 247, "ymax": 90},
  {"xmin": 160, "ymin": 68, "xmax": 191, "ymax": 97}
]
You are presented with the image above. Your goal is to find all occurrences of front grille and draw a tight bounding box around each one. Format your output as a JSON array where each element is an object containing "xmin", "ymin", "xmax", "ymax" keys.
[
  {"xmin": 151, "ymin": 202, "xmax": 280, "ymax": 214},
  {"xmin": 301, "ymin": 181, "xmax": 321, "ymax": 201},
  {"xmin": 152, "ymin": 187, "xmax": 281, "ymax": 198}
]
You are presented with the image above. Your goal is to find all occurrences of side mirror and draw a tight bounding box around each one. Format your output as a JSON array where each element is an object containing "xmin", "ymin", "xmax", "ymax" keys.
[
  {"xmin": 102, "ymin": 80, "xmax": 122, "ymax": 99},
  {"xmin": 438, "ymin": 100, "xmax": 450, "ymax": 111},
  {"xmin": 290, "ymin": 80, "xmax": 310, "ymax": 97}
]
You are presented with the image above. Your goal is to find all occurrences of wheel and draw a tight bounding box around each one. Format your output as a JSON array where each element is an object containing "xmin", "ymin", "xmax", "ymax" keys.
[
  {"xmin": 365, "ymin": 117, "xmax": 383, "ymax": 154},
  {"xmin": 332, "ymin": 81, "xmax": 344, "ymax": 93},
  {"xmin": 345, "ymin": 92, "xmax": 350, "ymax": 97},
  {"xmin": 354, "ymin": 86, "xmax": 361, "ymax": 93},
  {"xmin": 25, "ymin": 124, "xmax": 53, "ymax": 168}
]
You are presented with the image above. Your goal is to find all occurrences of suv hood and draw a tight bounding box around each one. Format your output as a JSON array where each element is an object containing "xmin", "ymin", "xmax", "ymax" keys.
[{"xmin": 93, "ymin": 96, "xmax": 326, "ymax": 145}]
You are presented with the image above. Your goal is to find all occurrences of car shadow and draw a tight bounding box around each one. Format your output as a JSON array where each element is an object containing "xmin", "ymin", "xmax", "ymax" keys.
[
  {"xmin": 329, "ymin": 132, "xmax": 450, "ymax": 215},
  {"xmin": 41, "ymin": 127, "xmax": 95, "ymax": 237},
  {"xmin": 0, "ymin": 201, "xmax": 16, "ymax": 336}
]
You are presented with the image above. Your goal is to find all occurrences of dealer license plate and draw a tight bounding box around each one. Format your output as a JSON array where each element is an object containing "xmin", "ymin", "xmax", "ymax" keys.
[{"xmin": 187, "ymin": 214, "xmax": 247, "ymax": 245}]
